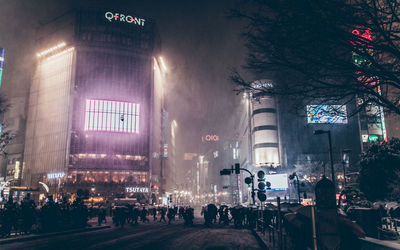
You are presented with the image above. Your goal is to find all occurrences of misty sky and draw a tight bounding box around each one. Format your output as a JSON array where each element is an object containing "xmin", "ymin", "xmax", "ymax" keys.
[{"xmin": 0, "ymin": 0, "xmax": 247, "ymax": 158}]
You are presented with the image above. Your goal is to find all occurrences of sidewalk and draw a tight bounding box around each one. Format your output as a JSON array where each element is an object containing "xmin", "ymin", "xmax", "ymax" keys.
[{"xmin": 0, "ymin": 218, "xmax": 112, "ymax": 245}]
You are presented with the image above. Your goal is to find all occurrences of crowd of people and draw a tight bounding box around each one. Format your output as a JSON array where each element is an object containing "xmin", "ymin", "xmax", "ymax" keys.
[
  {"xmin": 110, "ymin": 205, "xmax": 195, "ymax": 227},
  {"xmin": 0, "ymin": 193, "xmax": 89, "ymax": 238},
  {"xmin": 201, "ymin": 204, "xmax": 258, "ymax": 228},
  {"xmin": 1, "ymin": 192, "xmax": 266, "ymax": 239}
]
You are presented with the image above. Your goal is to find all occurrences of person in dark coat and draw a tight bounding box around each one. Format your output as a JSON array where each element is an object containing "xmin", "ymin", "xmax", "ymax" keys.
[
  {"xmin": 140, "ymin": 207, "xmax": 149, "ymax": 223},
  {"xmin": 159, "ymin": 207, "xmax": 167, "ymax": 222}
]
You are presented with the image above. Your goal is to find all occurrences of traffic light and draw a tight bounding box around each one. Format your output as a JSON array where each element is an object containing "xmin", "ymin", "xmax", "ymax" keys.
[
  {"xmin": 235, "ymin": 163, "xmax": 240, "ymax": 174},
  {"xmin": 257, "ymin": 170, "xmax": 267, "ymax": 202},
  {"xmin": 220, "ymin": 169, "xmax": 231, "ymax": 175},
  {"xmin": 244, "ymin": 177, "xmax": 252, "ymax": 185}
]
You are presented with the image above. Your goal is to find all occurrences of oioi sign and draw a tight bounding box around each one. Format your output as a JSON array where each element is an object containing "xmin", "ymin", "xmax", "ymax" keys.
[{"xmin": 105, "ymin": 12, "xmax": 145, "ymax": 26}]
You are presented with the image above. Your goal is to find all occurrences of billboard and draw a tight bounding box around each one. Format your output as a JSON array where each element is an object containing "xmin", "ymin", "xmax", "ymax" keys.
[
  {"xmin": 0, "ymin": 48, "xmax": 4, "ymax": 88},
  {"xmin": 307, "ymin": 105, "xmax": 348, "ymax": 124},
  {"xmin": 265, "ymin": 174, "xmax": 288, "ymax": 191},
  {"xmin": 84, "ymin": 99, "xmax": 139, "ymax": 133}
]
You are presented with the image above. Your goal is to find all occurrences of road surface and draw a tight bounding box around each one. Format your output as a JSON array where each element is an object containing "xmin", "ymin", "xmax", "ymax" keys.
[{"xmin": 2, "ymin": 217, "xmax": 264, "ymax": 250}]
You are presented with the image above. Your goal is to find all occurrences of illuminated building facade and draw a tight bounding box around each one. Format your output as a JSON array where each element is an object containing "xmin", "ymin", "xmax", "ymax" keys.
[
  {"xmin": 22, "ymin": 9, "xmax": 164, "ymax": 201},
  {"xmin": 236, "ymin": 79, "xmax": 363, "ymax": 201},
  {"xmin": 250, "ymin": 80, "xmax": 281, "ymax": 167}
]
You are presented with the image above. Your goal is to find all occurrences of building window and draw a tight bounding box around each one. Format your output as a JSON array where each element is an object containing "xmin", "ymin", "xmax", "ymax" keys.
[{"xmin": 84, "ymin": 99, "xmax": 140, "ymax": 133}]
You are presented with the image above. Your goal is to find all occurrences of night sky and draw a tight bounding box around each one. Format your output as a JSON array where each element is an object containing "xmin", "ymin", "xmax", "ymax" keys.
[{"xmin": 0, "ymin": 0, "xmax": 247, "ymax": 159}]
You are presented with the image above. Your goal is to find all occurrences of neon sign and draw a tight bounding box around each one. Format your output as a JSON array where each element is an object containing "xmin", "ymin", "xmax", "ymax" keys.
[
  {"xmin": 352, "ymin": 29, "xmax": 373, "ymax": 41},
  {"xmin": 47, "ymin": 172, "xmax": 65, "ymax": 179},
  {"xmin": 0, "ymin": 48, "xmax": 4, "ymax": 88},
  {"xmin": 125, "ymin": 187, "xmax": 149, "ymax": 193},
  {"xmin": 105, "ymin": 12, "xmax": 145, "ymax": 26},
  {"xmin": 201, "ymin": 135, "xmax": 219, "ymax": 142}
]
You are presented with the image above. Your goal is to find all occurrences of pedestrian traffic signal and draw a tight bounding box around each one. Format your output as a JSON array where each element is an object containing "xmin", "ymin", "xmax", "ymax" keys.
[{"xmin": 235, "ymin": 163, "xmax": 240, "ymax": 174}]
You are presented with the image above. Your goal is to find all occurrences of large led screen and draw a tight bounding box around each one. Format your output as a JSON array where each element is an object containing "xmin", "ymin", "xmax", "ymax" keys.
[
  {"xmin": 84, "ymin": 99, "xmax": 139, "ymax": 133},
  {"xmin": 307, "ymin": 105, "xmax": 348, "ymax": 124},
  {"xmin": 265, "ymin": 174, "xmax": 288, "ymax": 191}
]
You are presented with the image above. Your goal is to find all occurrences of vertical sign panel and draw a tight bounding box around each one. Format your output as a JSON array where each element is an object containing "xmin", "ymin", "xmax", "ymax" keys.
[{"xmin": 0, "ymin": 48, "xmax": 5, "ymax": 88}]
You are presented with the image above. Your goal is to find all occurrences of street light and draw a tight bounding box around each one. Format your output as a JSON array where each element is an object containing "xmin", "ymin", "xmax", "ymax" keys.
[
  {"xmin": 289, "ymin": 172, "xmax": 301, "ymax": 203},
  {"xmin": 341, "ymin": 149, "xmax": 352, "ymax": 188},
  {"xmin": 313, "ymin": 129, "xmax": 335, "ymax": 190}
]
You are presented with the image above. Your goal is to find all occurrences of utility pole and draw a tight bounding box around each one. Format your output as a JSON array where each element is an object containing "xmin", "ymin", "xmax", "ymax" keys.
[
  {"xmin": 314, "ymin": 130, "xmax": 336, "ymax": 190},
  {"xmin": 220, "ymin": 164, "xmax": 256, "ymax": 205}
]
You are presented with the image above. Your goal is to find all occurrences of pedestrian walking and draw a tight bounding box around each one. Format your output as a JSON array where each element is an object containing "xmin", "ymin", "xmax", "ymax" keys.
[
  {"xmin": 167, "ymin": 207, "xmax": 175, "ymax": 224},
  {"xmin": 140, "ymin": 207, "xmax": 149, "ymax": 223},
  {"xmin": 152, "ymin": 207, "xmax": 157, "ymax": 221},
  {"xmin": 159, "ymin": 207, "xmax": 167, "ymax": 222}
]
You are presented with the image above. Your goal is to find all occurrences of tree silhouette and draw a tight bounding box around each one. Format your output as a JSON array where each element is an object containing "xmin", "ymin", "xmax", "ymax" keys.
[
  {"xmin": 231, "ymin": 0, "xmax": 400, "ymax": 116},
  {"xmin": 359, "ymin": 138, "xmax": 400, "ymax": 201}
]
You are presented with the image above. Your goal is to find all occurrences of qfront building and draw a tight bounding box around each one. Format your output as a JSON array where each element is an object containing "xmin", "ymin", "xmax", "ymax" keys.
[{"xmin": 22, "ymin": 9, "xmax": 165, "ymax": 203}]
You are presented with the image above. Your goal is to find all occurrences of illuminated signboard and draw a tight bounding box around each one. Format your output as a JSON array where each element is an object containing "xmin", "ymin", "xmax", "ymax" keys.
[
  {"xmin": 14, "ymin": 161, "xmax": 20, "ymax": 180},
  {"xmin": 265, "ymin": 174, "xmax": 288, "ymax": 191},
  {"xmin": 125, "ymin": 187, "xmax": 149, "ymax": 193},
  {"xmin": 84, "ymin": 99, "xmax": 140, "ymax": 133},
  {"xmin": 307, "ymin": 105, "xmax": 348, "ymax": 124},
  {"xmin": 0, "ymin": 48, "xmax": 4, "ymax": 88},
  {"xmin": 201, "ymin": 135, "xmax": 219, "ymax": 142},
  {"xmin": 105, "ymin": 12, "xmax": 145, "ymax": 26},
  {"xmin": 47, "ymin": 172, "xmax": 65, "ymax": 179}
]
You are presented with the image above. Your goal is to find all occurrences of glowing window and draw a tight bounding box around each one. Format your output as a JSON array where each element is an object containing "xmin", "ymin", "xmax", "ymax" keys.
[{"xmin": 84, "ymin": 99, "xmax": 140, "ymax": 133}]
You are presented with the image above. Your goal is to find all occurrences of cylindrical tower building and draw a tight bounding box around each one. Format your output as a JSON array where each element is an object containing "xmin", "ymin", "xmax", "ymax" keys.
[{"xmin": 251, "ymin": 80, "xmax": 281, "ymax": 167}]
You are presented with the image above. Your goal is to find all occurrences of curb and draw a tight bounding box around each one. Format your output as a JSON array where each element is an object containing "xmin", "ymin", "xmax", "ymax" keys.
[
  {"xmin": 0, "ymin": 225, "xmax": 111, "ymax": 245},
  {"xmin": 251, "ymin": 229, "xmax": 269, "ymax": 250}
]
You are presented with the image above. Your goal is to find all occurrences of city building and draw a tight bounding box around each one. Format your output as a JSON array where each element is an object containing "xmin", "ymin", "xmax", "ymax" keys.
[
  {"xmin": 236, "ymin": 79, "xmax": 364, "ymax": 202},
  {"xmin": 21, "ymin": 8, "xmax": 165, "ymax": 202}
]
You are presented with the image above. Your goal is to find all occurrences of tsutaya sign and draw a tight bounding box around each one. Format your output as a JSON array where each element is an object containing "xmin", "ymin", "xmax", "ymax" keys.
[
  {"xmin": 126, "ymin": 187, "xmax": 149, "ymax": 193},
  {"xmin": 105, "ymin": 12, "xmax": 145, "ymax": 26}
]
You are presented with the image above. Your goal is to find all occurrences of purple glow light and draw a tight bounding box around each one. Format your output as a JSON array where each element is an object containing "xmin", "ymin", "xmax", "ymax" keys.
[{"xmin": 84, "ymin": 99, "xmax": 139, "ymax": 133}]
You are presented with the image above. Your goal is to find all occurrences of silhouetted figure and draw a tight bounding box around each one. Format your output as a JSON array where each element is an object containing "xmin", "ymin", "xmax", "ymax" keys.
[
  {"xmin": 159, "ymin": 207, "xmax": 167, "ymax": 222},
  {"xmin": 183, "ymin": 207, "xmax": 194, "ymax": 226},
  {"xmin": 152, "ymin": 207, "xmax": 157, "ymax": 221},
  {"xmin": 140, "ymin": 207, "xmax": 149, "ymax": 223},
  {"xmin": 132, "ymin": 207, "xmax": 140, "ymax": 224},
  {"xmin": 98, "ymin": 207, "xmax": 106, "ymax": 226},
  {"xmin": 179, "ymin": 206, "xmax": 185, "ymax": 219},
  {"xmin": 21, "ymin": 193, "xmax": 36, "ymax": 234},
  {"xmin": 167, "ymin": 207, "xmax": 175, "ymax": 224}
]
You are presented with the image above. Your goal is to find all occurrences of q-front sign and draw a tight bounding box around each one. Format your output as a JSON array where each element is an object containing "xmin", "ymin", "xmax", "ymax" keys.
[{"xmin": 105, "ymin": 11, "xmax": 145, "ymax": 26}]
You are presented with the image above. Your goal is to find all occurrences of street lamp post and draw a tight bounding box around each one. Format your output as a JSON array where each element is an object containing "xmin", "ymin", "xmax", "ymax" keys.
[
  {"xmin": 220, "ymin": 167, "xmax": 256, "ymax": 205},
  {"xmin": 289, "ymin": 172, "xmax": 301, "ymax": 203},
  {"xmin": 341, "ymin": 149, "xmax": 352, "ymax": 189},
  {"xmin": 314, "ymin": 130, "xmax": 335, "ymax": 190}
]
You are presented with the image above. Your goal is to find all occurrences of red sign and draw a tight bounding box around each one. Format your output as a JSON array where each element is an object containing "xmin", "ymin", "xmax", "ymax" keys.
[{"xmin": 201, "ymin": 135, "xmax": 219, "ymax": 142}]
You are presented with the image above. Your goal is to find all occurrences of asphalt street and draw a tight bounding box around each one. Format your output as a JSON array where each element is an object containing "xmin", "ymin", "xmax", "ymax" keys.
[{"xmin": 2, "ymin": 217, "xmax": 264, "ymax": 250}]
